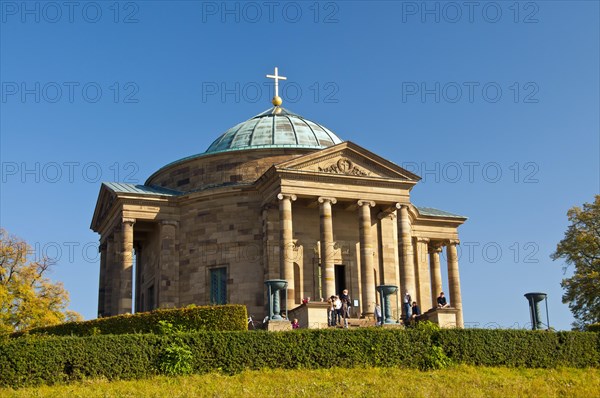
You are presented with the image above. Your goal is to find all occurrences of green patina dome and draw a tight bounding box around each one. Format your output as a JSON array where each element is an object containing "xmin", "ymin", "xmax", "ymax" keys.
[{"xmin": 204, "ymin": 106, "xmax": 343, "ymax": 154}]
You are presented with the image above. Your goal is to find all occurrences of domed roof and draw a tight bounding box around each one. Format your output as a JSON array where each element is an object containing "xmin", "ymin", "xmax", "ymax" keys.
[{"xmin": 204, "ymin": 106, "xmax": 343, "ymax": 154}]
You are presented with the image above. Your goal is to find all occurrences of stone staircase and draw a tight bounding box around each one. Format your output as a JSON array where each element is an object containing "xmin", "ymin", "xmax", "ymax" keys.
[
  {"xmin": 287, "ymin": 303, "xmax": 456, "ymax": 329},
  {"xmin": 288, "ymin": 302, "xmax": 384, "ymax": 329},
  {"xmin": 330, "ymin": 317, "xmax": 376, "ymax": 328}
]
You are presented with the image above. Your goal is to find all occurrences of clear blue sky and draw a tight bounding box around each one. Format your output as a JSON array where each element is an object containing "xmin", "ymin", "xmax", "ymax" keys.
[{"xmin": 1, "ymin": 1, "xmax": 598, "ymax": 330}]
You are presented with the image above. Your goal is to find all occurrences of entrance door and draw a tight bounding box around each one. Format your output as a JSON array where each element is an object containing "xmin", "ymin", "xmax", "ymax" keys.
[{"xmin": 334, "ymin": 264, "xmax": 346, "ymax": 296}]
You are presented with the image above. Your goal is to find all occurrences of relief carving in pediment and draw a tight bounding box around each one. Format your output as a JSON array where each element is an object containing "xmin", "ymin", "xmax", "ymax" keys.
[{"xmin": 317, "ymin": 158, "xmax": 369, "ymax": 177}]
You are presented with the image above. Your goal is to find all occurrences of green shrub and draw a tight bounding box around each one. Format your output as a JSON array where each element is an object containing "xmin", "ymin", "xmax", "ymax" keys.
[
  {"xmin": 158, "ymin": 343, "xmax": 194, "ymax": 376},
  {"xmin": 11, "ymin": 305, "xmax": 247, "ymax": 338},
  {"xmin": 420, "ymin": 345, "xmax": 453, "ymax": 370},
  {"xmin": 0, "ymin": 328, "xmax": 597, "ymax": 389},
  {"xmin": 412, "ymin": 321, "xmax": 451, "ymax": 370},
  {"xmin": 155, "ymin": 321, "xmax": 194, "ymax": 376},
  {"xmin": 0, "ymin": 334, "xmax": 161, "ymax": 387},
  {"xmin": 437, "ymin": 329, "xmax": 600, "ymax": 368}
]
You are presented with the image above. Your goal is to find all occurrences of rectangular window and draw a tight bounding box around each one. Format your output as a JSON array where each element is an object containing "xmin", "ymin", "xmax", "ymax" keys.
[{"xmin": 210, "ymin": 267, "xmax": 227, "ymax": 305}]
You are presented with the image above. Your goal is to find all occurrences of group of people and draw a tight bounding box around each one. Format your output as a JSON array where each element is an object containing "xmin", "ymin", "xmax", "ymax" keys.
[
  {"xmin": 401, "ymin": 291, "xmax": 450, "ymax": 324},
  {"xmin": 327, "ymin": 289, "xmax": 352, "ymax": 328},
  {"xmin": 291, "ymin": 289, "xmax": 450, "ymax": 329},
  {"xmin": 401, "ymin": 292, "xmax": 421, "ymax": 323}
]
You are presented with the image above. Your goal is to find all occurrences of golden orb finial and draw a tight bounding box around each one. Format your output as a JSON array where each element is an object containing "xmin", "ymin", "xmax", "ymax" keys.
[{"xmin": 272, "ymin": 96, "xmax": 283, "ymax": 106}]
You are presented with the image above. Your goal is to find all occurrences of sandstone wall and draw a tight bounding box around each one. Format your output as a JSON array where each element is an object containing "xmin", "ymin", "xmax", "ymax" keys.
[{"xmin": 146, "ymin": 149, "xmax": 314, "ymax": 192}]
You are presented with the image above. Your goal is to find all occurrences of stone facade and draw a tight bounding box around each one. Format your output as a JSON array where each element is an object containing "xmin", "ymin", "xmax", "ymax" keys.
[{"xmin": 91, "ymin": 123, "xmax": 467, "ymax": 327}]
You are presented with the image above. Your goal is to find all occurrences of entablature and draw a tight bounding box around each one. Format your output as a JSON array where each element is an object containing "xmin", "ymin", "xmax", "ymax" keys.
[{"xmin": 93, "ymin": 194, "xmax": 179, "ymax": 241}]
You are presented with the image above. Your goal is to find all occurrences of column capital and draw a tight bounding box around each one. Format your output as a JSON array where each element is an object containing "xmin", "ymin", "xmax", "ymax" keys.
[
  {"xmin": 318, "ymin": 196, "xmax": 337, "ymax": 205},
  {"xmin": 399, "ymin": 203, "xmax": 411, "ymax": 210},
  {"xmin": 122, "ymin": 218, "xmax": 136, "ymax": 225},
  {"xmin": 160, "ymin": 220, "xmax": 179, "ymax": 227},
  {"xmin": 383, "ymin": 203, "xmax": 401, "ymax": 212},
  {"xmin": 98, "ymin": 242, "xmax": 107, "ymax": 251},
  {"xmin": 428, "ymin": 242, "xmax": 444, "ymax": 253},
  {"xmin": 357, "ymin": 200, "xmax": 375, "ymax": 208},
  {"xmin": 277, "ymin": 193, "xmax": 297, "ymax": 202},
  {"xmin": 378, "ymin": 203, "xmax": 399, "ymax": 220},
  {"xmin": 446, "ymin": 239, "xmax": 460, "ymax": 246},
  {"xmin": 416, "ymin": 237, "xmax": 430, "ymax": 243}
]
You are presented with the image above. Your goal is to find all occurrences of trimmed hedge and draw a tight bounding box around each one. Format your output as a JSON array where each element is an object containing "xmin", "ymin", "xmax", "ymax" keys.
[
  {"xmin": 0, "ymin": 329, "xmax": 431, "ymax": 388},
  {"xmin": 11, "ymin": 305, "xmax": 247, "ymax": 337},
  {"xmin": 0, "ymin": 328, "xmax": 598, "ymax": 388},
  {"xmin": 437, "ymin": 329, "xmax": 599, "ymax": 368}
]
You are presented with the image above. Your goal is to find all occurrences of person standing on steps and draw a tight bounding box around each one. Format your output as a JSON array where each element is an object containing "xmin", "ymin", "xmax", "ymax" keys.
[
  {"xmin": 334, "ymin": 295, "xmax": 342, "ymax": 326},
  {"xmin": 327, "ymin": 295, "xmax": 336, "ymax": 327},
  {"xmin": 375, "ymin": 303, "xmax": 382, "ymax": 326},
  {"xmin": 340, "ymin": 289, "xmax": 352, "ymax": 329},
  {"xmin": 403, "ymin": 292, "xmax": 412, "ymax": 324}
]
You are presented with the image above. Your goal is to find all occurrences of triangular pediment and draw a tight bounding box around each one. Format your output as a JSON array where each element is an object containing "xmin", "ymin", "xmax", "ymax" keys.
[
  {"xmin": 275, "ymin": 141, "xmax": 421, "ymax": 181},
  {"xmin": 90, "ymin": 183, "xmax": 181, "ymax": 232},
  {"xmin": 90, "ymin": 183, "xmax": 118, "ymax": 232}
]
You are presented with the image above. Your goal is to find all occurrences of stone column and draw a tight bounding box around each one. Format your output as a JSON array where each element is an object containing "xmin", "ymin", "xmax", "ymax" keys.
[
  {"xmin": 378, "ymin": 205, "xmax": 401, "ymax": 286},
  {"xmin": 134, "ymin": 243, "xmax": 142, "ymax": 313},
  {"xmin": 399, "ymin": 205, "xmax": 416, "ymax": 316},
  {"xmin": 415, "ymin": 237, "xmax": 432, "ymax": 311},
  {"xmin": 118, "ymin": 218, "xmax": 135, "ymax": 314},
  {"xmin": 278, "ymin": 193, "xmax": 297, "ymax": 309},
  {"xmin": 108, "ymin": 232, "xmax": 119, "ymax": 316},
  {"xmin": 358, "ymin": 200, "xmax": 376, "ymax": 316},
  {"xmin": 429, "ymin": 243, "xmax": 443, "ymax": 307},
  {"xmin": 446, "ymin": 239, "xmax": 464, "ymax": 328},
  {"xmin": 97, "ymin": 242, "xmax": 107, "ymax": 318},
  {"xmin": 318, "ymin": 197, "xmax": 336, "ymax": 299},
  {"xmin": 159, "ymin": 220, "xmax": 179, "ymax": 309}
]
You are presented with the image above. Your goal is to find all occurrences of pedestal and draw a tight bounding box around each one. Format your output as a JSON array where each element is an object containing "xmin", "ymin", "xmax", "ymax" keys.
[
  {"xmin": 266, "ymin": 320, "xmax": 293, "ymax": 331},
  {"xmin": 265, "ymin": 279, "xmax": 288, "ymax": 321},
  {"xmin": 376, "ymin": 284, "xmax": 399, "ymax": 324},
  {"xmin": 287, "ymin": 301, "xmax": 330, "ymax": 329},
  {"xmin": 420, "ymin": 307, "xmax": 459, "ymax": 328}
]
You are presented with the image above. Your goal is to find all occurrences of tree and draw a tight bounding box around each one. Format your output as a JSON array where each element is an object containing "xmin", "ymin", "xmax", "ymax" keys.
[
  {"xmin": 0, "ymin": 228, "xmax": 81, "ymax": 333},
  {"xmin": 551, "ymin": 195, "xmax": 600, "ymax": 330}
]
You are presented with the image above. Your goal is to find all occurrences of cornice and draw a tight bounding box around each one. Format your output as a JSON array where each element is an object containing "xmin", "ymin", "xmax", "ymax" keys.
[{"xmin": 277, "ymin": 169, "xmax": 417, "ymax": 189}]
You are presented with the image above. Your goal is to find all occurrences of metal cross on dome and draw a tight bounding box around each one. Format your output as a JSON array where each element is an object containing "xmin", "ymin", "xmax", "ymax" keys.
[{"xmin": 266, "ymin": 67, "xmax": 287, "ymax": 98}]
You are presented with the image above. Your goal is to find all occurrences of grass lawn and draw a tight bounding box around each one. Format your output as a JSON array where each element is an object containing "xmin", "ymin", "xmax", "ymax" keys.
[{"xmin": 2, "ymin": 365, "xmax": 599, "ymax": 398}]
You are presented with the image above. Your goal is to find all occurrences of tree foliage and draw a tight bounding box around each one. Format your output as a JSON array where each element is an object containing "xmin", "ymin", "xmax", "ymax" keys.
[
  {"xmin": 0, "ymin": 228, "xmax": 81, "ymax": 333},
  {"xmin": 551, "ymin": 195, "xmax": 600, "ymax": 329}
]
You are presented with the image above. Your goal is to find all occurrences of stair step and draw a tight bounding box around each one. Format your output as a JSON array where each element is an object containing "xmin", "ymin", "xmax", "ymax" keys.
[{"xmin": 330, "ymin": 318, "xmax": 377, "ymax": 328}]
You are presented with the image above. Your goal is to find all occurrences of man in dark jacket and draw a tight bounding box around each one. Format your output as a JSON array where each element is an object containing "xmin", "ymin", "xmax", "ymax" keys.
[
  {"xmin": 340, "ymin": 289, "xmax": 351, "ymax": 328},
  {"xmin": 437, "ymin": 292, "xmax": 449, "ymax": 308}
]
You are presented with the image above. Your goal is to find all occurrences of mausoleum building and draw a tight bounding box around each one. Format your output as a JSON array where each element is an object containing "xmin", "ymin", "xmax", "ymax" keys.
[{"xmin": 91, "ymin": 69, "xmax": 467, "ymax": 327}]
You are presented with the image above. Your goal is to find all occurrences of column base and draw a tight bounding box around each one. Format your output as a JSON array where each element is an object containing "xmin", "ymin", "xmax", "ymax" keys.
[
  {"xmin": 361, "ymin": 312, "xmax": 375, "ymax": 320},
  {"xmin": 117, "ymin": 298, "xmax": 132, "ymax": 314}
]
